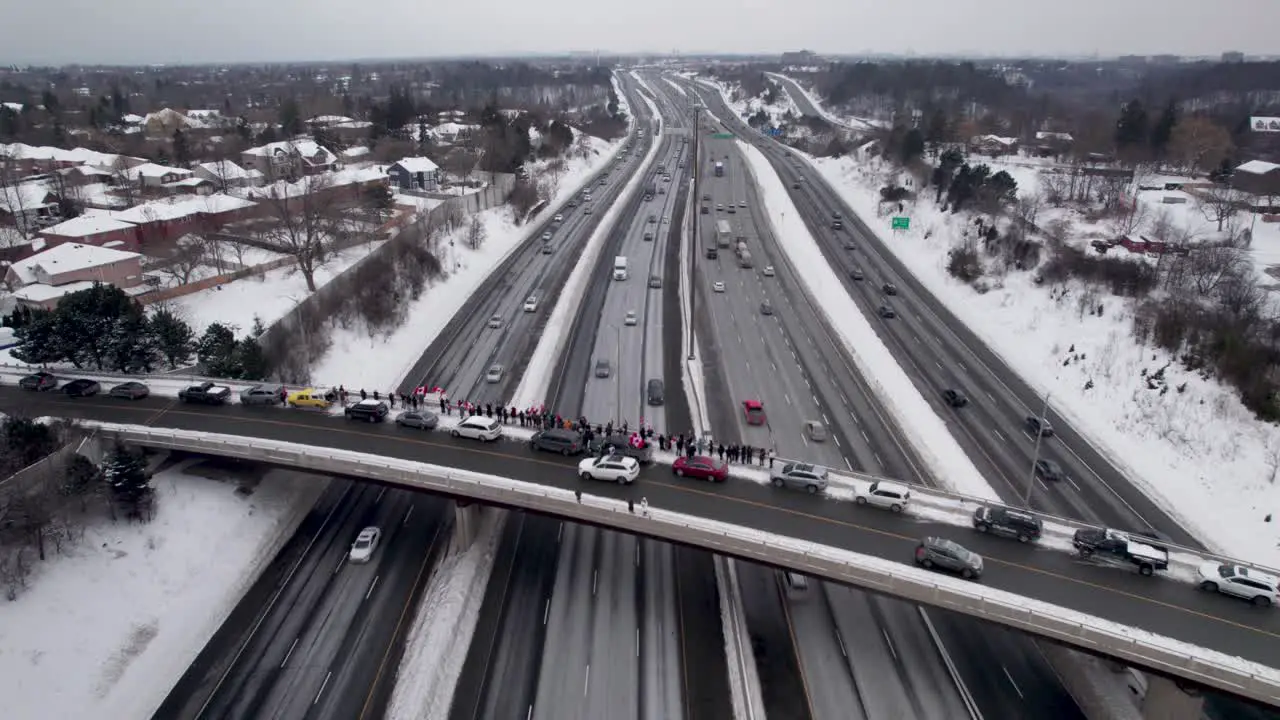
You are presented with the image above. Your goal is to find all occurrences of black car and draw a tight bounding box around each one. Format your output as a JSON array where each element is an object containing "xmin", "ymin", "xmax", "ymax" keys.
[
  {"xmin": 942, "ymin": 389, "xmax": 968, "ymax": 408},
  {"xmin": 1025, "ymin": 415, "xmax": 1054, "ymax": 437},
  {"xmin": 882, "ymin": 283, "xmax": 898, "ymax": 296},
  {"xmin": 345, "ymin": 399, "xmax": 389, "ymax": 422},
  {"xmin": 19, "ymin": 371, "xmax": 58, "ymax": 391},
  {"xmin": 62, "ymin": 379, "xmax": 101, "ymax": 397},
  {"xmin": 109, "ymin": 381, "xmax": 150, "ymax": 400},
  {"xmin": 530, "ymin": 428, "xmax": 584, "ymax": 456},
  {"xmin": 849, "ymin": 268, "xmax": 864, "ymax": 281},
  {"xmin": 1035, "ymin": 459, "xmax": 1066, "ymax": 482},
  {"xmin": 973, "ymin": 506, "xmax": 1042, "ymax": 543}
]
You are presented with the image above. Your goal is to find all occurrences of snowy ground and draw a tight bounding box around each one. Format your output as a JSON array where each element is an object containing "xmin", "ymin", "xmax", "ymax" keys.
[
  {"xmin": 766, "ymin": 73, "xmax": 886, "ymax": 132},
  {"xmin": 0, "ymin": 458, "xmax": 326, "ymax": 720}
]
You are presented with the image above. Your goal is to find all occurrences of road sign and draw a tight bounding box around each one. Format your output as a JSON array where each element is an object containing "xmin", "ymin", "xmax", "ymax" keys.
[
  {"xmin": 712, "ymin": 132, "xmax": 734, "ymax": 139},
  {"xmin": 892, "ymin": 217, "xmax": 910, "ymax": 230}
]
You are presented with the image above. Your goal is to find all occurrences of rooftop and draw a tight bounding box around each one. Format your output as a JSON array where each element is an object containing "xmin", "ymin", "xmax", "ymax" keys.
[
  {"xmin": 8, "ymin": 242, "xmax": 140, "ymax": 285},
  {"xmin": 12, "ymin": 279, "xmax": 96, "ymax": 304},
  {"xmin": 195, "ymin": 160, "xmax": 252, "ymax": 180},
  {"xmin": 132, "ymin": 162, "xmax": 194, "ymax": 179},
  {"xmin": 1237, "ymin": 160, "xmax": 1280, "ymax": 176},
  {"xmin": 41, "ymin": 214, "xmax": 136, "ymax": 238},
  {"xmin": 394, "ymin": 156, "xmax": 440, "ymax": 174}
]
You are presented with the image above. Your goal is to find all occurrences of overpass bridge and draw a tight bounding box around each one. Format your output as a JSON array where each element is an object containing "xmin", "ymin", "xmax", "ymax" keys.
[{"xmin": 4, "ymin": 383, "xmax": 1274, "ymax": 709}]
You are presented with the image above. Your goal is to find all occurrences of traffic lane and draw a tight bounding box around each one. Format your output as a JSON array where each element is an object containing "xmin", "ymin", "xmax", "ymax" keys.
[
  {"xmin": 585, "ymin": 531, "xmax": 639, "ymax": 720},
  {"xmin": 784, "ymin": 576, "xmax": 867, "ymax": 720},
  {"xmin": 11, "ymin": 391, "xmax": 1280, "ymax": 669},
  {"xmin": 865, "ymin": 599, "xmax": 977, "ymax": 719},
  {"xmin": 736, "ymin": 561, "xmax": 816, "ymax": 720},
  {"xmin": 672, "ymin": 546, "xmax": 734, "ymax": 720},
  {"xmin": 821, "ymin": 584, "xmax": 918, "ymax": 718},
  {"xmin": 531, "ymin": 522, "xmax": 596, "ymax": 720}
]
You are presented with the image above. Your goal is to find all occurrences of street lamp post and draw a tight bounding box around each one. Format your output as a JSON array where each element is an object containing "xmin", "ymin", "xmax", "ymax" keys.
[
  {"xmin": 688, "ymin": 102, "xmax": 702, "ymax": 361},
  {"xmin": 613, "ymin": 324, "xmax": 623, "ymax": 426},
  {"xmin": 1022, "ymin": 391, "xmax": 1052, "ymax": 508}
]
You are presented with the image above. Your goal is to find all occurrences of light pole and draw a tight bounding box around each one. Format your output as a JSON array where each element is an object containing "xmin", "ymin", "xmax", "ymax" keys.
[
  {"xmin": 1022, "ymin": 391, "xmax": 1052, "ymax": 508},
  {"xmin": 612, "ymin": 324, "xmax": 623, "ymax": 426},
  {"xmin": 688, "ymin": 101, "xmax": 702, "ymax": 361}
]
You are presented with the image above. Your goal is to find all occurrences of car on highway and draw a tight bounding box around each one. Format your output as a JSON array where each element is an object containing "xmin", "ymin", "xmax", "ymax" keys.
[
  {"xmin": 577, "ymin": 455, "xmax": 640, "ymax": 484},
  {"xmin": 348, "ymin": 527, "xmax": 381, "ymax": 564},
  {"xmin": 453, "ymin": 415, "xmax": 503, "ymax": 442},
  {"xmin": 713, "ymin": 281, "xmax": 725, "ymax": 293},
  {"xmin": 853, "ymin": 479, "xmax": 911, "ymax": 512},
  {"xmin": 760, "ymin": 300, "xmax": 773, "ymax": 315},
  {"xmin": 973, "ymin": 505, "xmax": 1042, "ymax": 543},
  {"xmin": 792, "ymin": 181, "xmax": 800, "ymax": 189},
  {"xmin": 625, "ymin": 310, "xmax": 638, "ymax": 326},
  {"xmin": 396, "ymin": 410, "xmax": 439, "ymax": 430},
  {"xmin": 541, "ymin": 231, "xmax": 552, "ymax": 241},
  {"xmin": 1196, "ymin": 563, "xmax": 1279, "ymax": 607},
  {"xmin": 803, "ymin": 420, "xmax": 827, "ymax": 442},
  {"xmin": 647, "ymin": 378, "xmax": 664, "ymax": 406},
  {"xmin": 242, "ymin": 384, "xmax": 285, "ymax": 405},
  {"xmin": 584, "ymin": 206, "xmax": 592, "ymax": 214},
  {"xmin": 915, "ymin": 537, "xmax": 983, "ymax": 580},
  {"xmin": 523, "ymin": 296, "xmax": 538, "ymax": 312},
  {"xmin": 878, "ymin": 305, "xmax": 896, "ymax": 319},
  {"xmin": 942, "ymin": 388, "xmax": 969, "ymax": 407},
  {"xmin": 727, "ymin": 206, "xmax": 736, "ymax": 214},
  {"xmin": 770, "ymin": 462, "xmax": 828, "ymax": 494},
  {"xmin": 882, "ymin": 283, "xmax": 898, "ymax": 295},
  {"xmin": 701, "ymin": 205, "xmax": 709, "ymax": 214},
  {"xmin": 843, "ymin": 241, "xmax": 856, "ymax": 250},
  {"xmin": 594, "ymin": 359, "xmax": 611, "ymax": 378},
  {"xmin": 742, "ymin": 399, "xmax": 766, "ymax": 425},
  {"xmin": 849, "ymin": 268, "xmax": 864, "ymax": 281},
  {"xmin": 487, "ymin": 315, "xmax": 503, "ymax": 329},
  {"xmin": 717, "ymin": 204, "xmax": 724, "ymax": 212},
  {"xmin": 485, "ymin": 364, "xmax": 504, "ymax": 383},
  {"xmin": 1025, "ymin": 415, "xmax": 1054, "ymax": 437},
  {"xmin": 287, "ymin": 388, "xmax": 333, "ymax": 409},
  {"xmin": 702, "ymin": 193, "xmax": 711, "ymax": 201},
  {"xmin": 531, "ymin": 428, "xmax": 585, "ymax": 456},
  {"xmin": 762, "ymin": 265, "xmax": 774, "ymax": 277},
  {"xmin": 345, "ymin": 399, "xmax": 388, "ymax": 422},
  {"xmin": 553, "ymin": 213, "xmax": 563, "ymax": 222},
  {"xmin": 1035, "ymin": 459, "xmax": 1066, "ymax": 482},
  {"xmin": 62, "ymin": 378, "xmax": 100, "ymax": 397},
  {"xmin": 108, "ymin": 381, "xmax": 150, "ymax": 400},
  {"xmin": 541, "ymin": 245, "xmax": 554, "ymax": 255},
  {"xmin": 19, "ymin": 371, "xmax": 58, "ymax": 391},
  {"xmin": 648, "ymin": 276, "xmax": 662, "ymax": 289},
  {"xmin": 672, "ymin": 455, "xmax": 728, "ymax": 482},
  {"xmin": 644, "ymin": 231, "xmax": 654, "ymax": 241},
  {"xmin": 648, "ymin": 214, "xmax": 657, "ymax": 223}
]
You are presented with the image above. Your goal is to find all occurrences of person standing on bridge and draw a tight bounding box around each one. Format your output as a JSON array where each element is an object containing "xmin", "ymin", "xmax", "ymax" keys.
[{"xmin": 640, "ymin": 497, "xmax": 649, "ymax": 517}]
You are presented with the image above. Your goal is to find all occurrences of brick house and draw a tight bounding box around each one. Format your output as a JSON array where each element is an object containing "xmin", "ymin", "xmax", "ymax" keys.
[
  {"xmin": 193, "ymin": 159, "xmax": 263, "ymax": 190},
  {"xmin": 132, "ymin": 162, "xmax": 195, "ymax": 188},
  {"xmin": 39, "ymin": 214, "xmax": 139, "ymax": 251},
  {"xmin": 4, "ymin": 242, "xmax": 143, "ymax": 309},
  {"xmin": 240, "ymin": 139, "xmax": 337, "ymax": 181},
  {"xmin": 1234, "ymin": 160, "xmax": 1280, "ymax": 210}
]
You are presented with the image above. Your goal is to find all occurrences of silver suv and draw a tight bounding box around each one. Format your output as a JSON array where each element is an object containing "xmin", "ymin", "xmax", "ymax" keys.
[
  {"xmin": 914, "ymin": 537, "xmax": 983, "ymax": 580},
  {"xmin": 769, "ymin": 462, "xmax": 828, "ymax": 494}
]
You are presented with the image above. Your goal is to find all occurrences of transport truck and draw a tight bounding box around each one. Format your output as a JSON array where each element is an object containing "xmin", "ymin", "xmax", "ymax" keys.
[
  {"xmin": 1072, "ymin": 527, "xmax": 1169, "ymax": 576},
  {"xmin": 613, "ymin": 256, "xmax": 628, "ymax": 281},
  {"xmin": 715, "ymin": 220, "xmax": 732, "ymax": 248},
  {"xmin": 738, "ymin": 250, "xmax": 753, "ymax": 268}
]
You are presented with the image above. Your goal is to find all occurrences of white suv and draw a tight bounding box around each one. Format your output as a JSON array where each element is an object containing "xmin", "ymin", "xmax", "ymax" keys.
[
  {"xmin": 523, "ymin": 296, "xmax": 538, "ymax": 312},
  {"xmin": 452, "ymin": 415, "xmax": 503, "ymax": 442},
  {"xmin": 348, "ymin": 527, "xmax": 381, "ymax": 563},
  {"xmin": 577, "ymin": 455, "xmax": 640, "ymax": 484},
  {"xmin": 1197, "ymin": 563, "xmax": 1279, "ymax": 607},
  {"xmin": 853, "ymin": 480, "xmax": 911, "ymax": 512}
]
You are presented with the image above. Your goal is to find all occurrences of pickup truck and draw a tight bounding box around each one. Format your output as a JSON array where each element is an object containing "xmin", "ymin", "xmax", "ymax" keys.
[
  {"xmin": 178, "ymin": 382, "xmax": 232, "ymax": 405},
  {"xmin": 1072, "ymin": 527, "xmax": 1169, "ymax": 576},
  {"xmin": 587, "ymin": 434, "xmax": 655, "ymax": 464}
]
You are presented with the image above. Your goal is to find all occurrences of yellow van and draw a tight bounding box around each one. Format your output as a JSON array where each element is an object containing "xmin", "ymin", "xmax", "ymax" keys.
[{"xmin": 287, "ymin": 388, "xmax": 335, "ymax": 409}]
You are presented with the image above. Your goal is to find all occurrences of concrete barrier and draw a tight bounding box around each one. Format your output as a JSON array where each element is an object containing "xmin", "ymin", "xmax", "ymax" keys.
[{"xmin": 90, "ymin": 422, "xmax": 1280, "ymax": 707}]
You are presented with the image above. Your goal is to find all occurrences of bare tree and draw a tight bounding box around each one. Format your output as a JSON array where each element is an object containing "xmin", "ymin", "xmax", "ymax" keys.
[
  {"xmin": 110, "ymin": 166, "xmax": 138, "ymax": 207},
  {"xmin": 1106, "ymin": 195, "xmax": 1149, "ymax": 238},
  {"xmin": 1188, "ymin": 245, "xmax": 1247, "ymax": 296},
  {"xmin": 1198, "ymin": 184, "xmax": 1242, "ymax": 233},
  {"xmin": 160, "ymin": 236, "xmax": 208, "ymax": 285},
  {"xmin": 259, "ymin": 174, "xmax": 341, "ymax": 292},
  {"xmin": 573, "ymin": 131, "xmax": 593, "ymax": 160},
  {"xmin": 1014, "ymin": 190, "xmax": 1045, "ymax": 234},
  {"xmin": 1169, "ymin": 116, "xmax": 1233, "ymax": 176},
  {"xmin": 1039, "ymin": 169, "xmax": 1070, "ymax": 207},
  {"xmin": 465, "ymin": 215, "xmax": 487, "ymax": 250},
  {"xmin": 0, "ymin": 163, "xmax": 33, "ymax": 237}
]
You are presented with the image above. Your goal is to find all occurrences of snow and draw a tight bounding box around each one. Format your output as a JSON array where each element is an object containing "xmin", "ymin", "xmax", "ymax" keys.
[
  {"xmin": 393, "ymin": 156, "xmax": 439, "ymax": 174},
  {"xmin": 385, "ymin": 511, "xmax": 506, "ymax": 720},
  {"xmin": 735, "ymin": 139, "xmax": 999, "ymax": 502},
  {"xmin": 0, "ymin": 458, "xmax": 326, "ymax": 720},
  {"xmin": 6, "ymin": 242, "xmax": 139, "ymax": 284},
  {"xmin": 130, "ymin": 162, "xmax": 193, "ymax": 180},
  {"xmin": 803, "ymin": 148, "xmax": 1280, "ymax": 568},
  {"xmin": 662, "ymin": 76, "xmax": 687, "ymax": 99},
  {"xmin": 41, "ymin": 214, "xmax": 135, "ymax": 238},
  {"xmin": 765, "ymin": 73, "xmax": 885, "ymax": 132}
]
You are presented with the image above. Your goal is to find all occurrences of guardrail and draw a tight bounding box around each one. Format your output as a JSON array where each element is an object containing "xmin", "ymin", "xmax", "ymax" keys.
[{"xmin": 93, "ymin": 422, "xmax": 1280, "ymax": 706}]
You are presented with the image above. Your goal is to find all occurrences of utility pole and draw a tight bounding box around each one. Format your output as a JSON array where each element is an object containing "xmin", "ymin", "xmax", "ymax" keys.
[
  {"xmin": 688, "ymin": 101, "xmax": 701, "ymax": 361},
  {"xmin": 1022, "ymin": 391, "xmax": 1052, "ymax": 508}
]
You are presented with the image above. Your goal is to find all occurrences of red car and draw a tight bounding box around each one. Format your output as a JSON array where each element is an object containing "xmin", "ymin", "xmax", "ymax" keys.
[
  {"xmin": 743, "ymin": 400, "xmax": 766, "ymax": 426},
  {"xmin": 672, "ymin": 455, "xmax": 728, "ymax": 482}
]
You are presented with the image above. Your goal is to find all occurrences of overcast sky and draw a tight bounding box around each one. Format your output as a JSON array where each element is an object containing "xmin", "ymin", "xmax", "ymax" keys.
[{"xmin": 3, "ymin": 0, "xmax": 1277, "ymax": 65}]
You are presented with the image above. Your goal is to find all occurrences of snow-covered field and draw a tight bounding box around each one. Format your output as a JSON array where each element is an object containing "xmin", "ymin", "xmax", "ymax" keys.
[{"xmin": 0, "ymin": 459, "xmax": 326, "ymax": 720}]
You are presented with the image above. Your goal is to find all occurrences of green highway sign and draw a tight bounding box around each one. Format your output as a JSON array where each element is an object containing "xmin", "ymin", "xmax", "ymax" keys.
[
  {"xmin": 711, "ymin": 132, "xmax": 734, "ymax": 139},
  {"xmin": 891, "ymin": 216, "xmax": 910, "ymax": 230}
]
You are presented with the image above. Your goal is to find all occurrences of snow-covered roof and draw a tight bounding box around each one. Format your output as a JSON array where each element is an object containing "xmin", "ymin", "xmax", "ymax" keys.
[
  {"xmin": 972, "ymin": 134, "xmax": 1018, "ymax": 147},
  {"xmin": 309, "ymin": 115, "xmax": 355, "ymax": 125},
  {"xmin": 121, "ymin": 113, "xmax": 144, "ymax": 124},
  {"xmin": 2, "ymin": 102, "xmax": 22, "ymax": 113},
  {"xmin": 243, "ymin": 139, "xmax": 336, "ymax": 164},
  {"xmin": 8, "ymin": 242, "xmax": 140, "ymax": 285},
  {"xmin": 433, "ymin": 121, "xmax": 476, "ymax": 135},
  {"xmin": 185, "ymin": 109, "xmax": 223, "ymax": 120},
  {"xmin": 41, "ymin": 214, "xmax": 136, "ymax": 238},
  {"xmin": 13, "ymin": 280, "xmax": 96, "ymax": 304},
  {"xmin": 341, "ymin": 146, "xmax": 370, "ymax": 159},
  {"xmin": 393, "ymin": 156, "xmax": 439, "ymax": 174},
  {"xmin": 168, "ymin": 177, "xmax": 214, "ymax": 187},
  {"xmin": 244, "ymin": 166, "xmax": 385, "ymax": 200},
  {"xmin": 195, "ymin": 160, "xmax": 251, "ymax": 180},
  {"xmin": 192, "ymin": 193, "xmax": 256, "ymax": 214},
  {"xmin": 0, "ymin": 181, "xmax": 53, "ymax": 213},
  {"xmin": 132, "ymin": 162, "xmax": 193, "ymax": 179},
  {"xmin": 0, "ymin": 142, "xmax": 125, "ymax": 168},
  {"xmin": 143, "ymin": 108, "xmax": 204, "ymax": 129},
  {"xmin": 1236, "ymin": 160, "xmax": 1280, "ymax": 176},
  {"xmin": 1035, "ymin": 131, "xmax": 1074, "ymax": 142},
  {"xmin": 112, "ymin": 194, "xmax": 256, "ymax": 224}
]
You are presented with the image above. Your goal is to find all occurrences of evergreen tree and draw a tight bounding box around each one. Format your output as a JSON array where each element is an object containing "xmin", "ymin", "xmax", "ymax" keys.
[
  {"xmin": 1149, "ymin": 100, "xmax": 1178, "ymax": 159},
  {"xmin": 197, "ymin": 322, "xmax": 240, "ymax": 377},
  {"xmin": 250, "ymin": 315, "xmax": 267, "ymax": 337},
  {"xmin": 172, "ymin": 128, "xmax": 190, "ymax": 164},
  {"xmin": 1115, "ymin": 99, "xmax": 1150, "ymax": 150},
  {"xmin": 109, "ymin": 313, "xmax": 160, "ymax": 373},
  {"xmin": 110, "ymin": 85, "xmax": 129, "ymax": 119},
  {"xmin": 103, "ymin": 445, "xmax": 152, "ymax": 519},
  {"xmin": 63, "ymin": 454, "xmax": 104, "ymax": 498},
  {"xmin": 52, "ymin": 283, "xmax": 139, "ymax": 369},
  {"xmin": 933, "ymin": 148, "xmax": 964, "ymax": 204},
  {"xmin": 235, "ymin": 116, "xmax": 252, "ymax": 144},
  {"xmin": 236, "ymin": 335, "xmax": 268, "ymax": 380},
  {"xmin": 924, "ymin": 109, "xmax": 949, "ymax": 147},
  {"xmin": 150, "ymin": 308, "xmax": 194, "ymax": 368},
  {"xmin": 279, "ymin": 96, "xmax": 302, "ymax": 137},
  {"xmin": 11, "ymin": 309, "xmax": 62, "ymax": 365},
  {"xmin": 900, "ymin": 128, "xmax": 926, "ymax": 165}
]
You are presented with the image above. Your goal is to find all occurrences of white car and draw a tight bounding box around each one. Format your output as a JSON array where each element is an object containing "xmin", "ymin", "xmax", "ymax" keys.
[
  {"xmin": 541, "ymin": 231, "xmax": 552, "ymax": 241},
  {"xmin": 738, "ymin": 201, "xmax": 746, "ymax": 208},
  {"xmin": 624, "ymin": 310, "xmax": 638, "ymax": 326},
  {"xmin": 452, "ymin": 415, "xmax": 503, "ymax": 442},
  {"xmin": 523, "ymin": 296, "xmax": 538, "ymax": 312},
  {"xmin": 553, "ymin": 213, "xmax": 564, "ymax": 222},
  {"xmin": 853, "ymin": 480, "xmax": 912, "ymax": 512},
  {"xmin": 577, "ymin": 455, "xmax": 640, "ymax": 484},
  {"xmin": 1197, "ymin": 563, "xmax": 1279, "ymax": 606},
  {"xmin": 713, "ymin": 281, "xmax": 725, "ymax": 293},
  {"xmin": 487, "ymin": 315, "xmax": 502, "ymax": 329},
  {"xmin": 349, "ymin": 527, "xmax": 381, "ymax": 563},
  {"xmin": 762, "ymin": 266, "xmax": 775, "ymax": 277}
]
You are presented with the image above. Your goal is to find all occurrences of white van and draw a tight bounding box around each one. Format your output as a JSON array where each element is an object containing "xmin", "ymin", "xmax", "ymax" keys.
[{"xmin": 452, "ymin": 415, "xmax": 503, "ymax": 442}]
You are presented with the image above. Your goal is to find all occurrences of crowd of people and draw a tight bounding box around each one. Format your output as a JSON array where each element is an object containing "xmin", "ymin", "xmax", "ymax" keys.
[{"xmin": 330, "ymin": 384, "xmax": 778, "ymax": 468}]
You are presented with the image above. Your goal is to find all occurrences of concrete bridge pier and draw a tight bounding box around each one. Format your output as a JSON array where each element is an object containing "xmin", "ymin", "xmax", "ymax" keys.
[
  {"xmin": 453, "ymin": 500, "xmax": 482, "ymax": 548},
  {"xmin": 1142, "ymin": 674, "xmax": 1204, "ymax": 719}
]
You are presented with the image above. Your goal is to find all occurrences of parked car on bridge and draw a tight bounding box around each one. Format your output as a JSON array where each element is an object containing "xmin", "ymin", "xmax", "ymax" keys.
[
  {"xmin": 672, "ymin": 455, "xmax": 727, "ymax": 482},
  {"xmin": 242, "ymin": 384, "xmax": 285, "ymax": 405},
  {"xmin": 345, "ymin": 399, "xmax": 388, "ymax": 423},
  {"xmin": 396, "ymin": 410, "xmax": 439, "ymax": 430},
  {"xmin": 19, "ymin": 371, "xmax": 57, "ymax": 391},
  {"xmin": 531, "ymin": 428, "xmax": 584, "ymax": 456},
  {"xmin": 348, "ymin": 527, "xmax": 381, "ymax": 563},
  {"xmin": 453, "ymin": 415, "xmax": 503, "ymax": 442},
  {"xmin": 179, "ymin": 382, "xmax": 231, "ymax": 405},
  {"xmin": 62, "ymin": 379, "xmax": 100, "ymax": 397},
  {"xmin": 973, "ymin": 505, "xmax": 1042, "ymax": 543},
  {"xmin": 915, "ymin": 537, "xmax": 983, "ymax": 580},
  {"xmin": 108, "ymin": 381, "xmax": 150, "ymax": 400},
  {"xmin": 587, "ymin": 434, "xmax": 654, "ymax": 463},
  {"xmin": 1196, "ymin": 563, "xmax": 1279, "ymax": 607},
  {"xmin": 853, "ymin": 479, "xmax": 911, "ymax": 512},
  {"xmin": 770, "ymin": 462, "xmax": 828, "ymax": 494},
  {"xmin": 287, "ymin": 387, "xmax": 333, "ymax": 409},
  {"xmin": 743, "ymin": 400, "xmax": 766, "ymax": 425},
  {"xmin": 577, "ymin": 455, "xmax": 639, "ymax": 484}
]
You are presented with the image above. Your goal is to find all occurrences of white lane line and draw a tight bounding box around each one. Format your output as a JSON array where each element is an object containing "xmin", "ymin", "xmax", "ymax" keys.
[
  {"xmin": 402, "ymin": 504, "xmax": 413, "ymax": 526},
  {"xmin": 375, "ymin": 487, "xmax": 386, "ymax": 503},
  {"xmin": 874, "ymin": 452, "xmax": 883, "ymax": 468},
  {"xmin": 1002, "ymin": 665, "xmax": 1024, "ymax": 699},
  {"xmin": 333, "ymin": 558, "xmax": 344, "ymax": 575},
  {"xmin": 543, "ymin": 599, "xmax": 551, "ymax": 625},
  {"xmin": 784, "ymin": 393, "xmax": 792, "ymax": 406},
  {"xmin": 584, "ymin": 664, "xmax": 591, "ymax": 697},
  {"xmin": 844, "ymin": 457, "xmax": 853, "ymax": 471},
  {"xmin": 365, "ymin": 575, "xmax": 379, "ymax": 601},
  {"xmin": 959, "ymin": 362, "xmax": 969, "ymax": 372},
  {"xmin": 821, "ymin": 412, "xmax": 830, "ymax": 424},
  {"xmin": 882, "ymin": 629, "xmax": 898, "ymax": 661},
  {"xmin": 993, "ymin": 428, "xmax": 1007, "ymax": 442},
  {"xmin": 592, "ymin": 569, "xmax": 598, "ymax": 596},
  {"xmin": 835, "ymin": 629, "xmax": 848, "ymax": 658},
  {"xmin": 861, "ymin": 430, "xmax": 870, "ymax": 443},
  {"xmin": 1067, "ymin": 475, "xmax": 1082, "ymax": 492},
  {"xmin": 637, "ymin": 627, "xmax": 641, "ymax": 657},
  {"xmin": 313, "ymin": 671, "xmax": 332, "ymax": 705},
  {"xmin": 557, "ymin": 522, "xmax": 563, "ymax": 542},
  {"xmin": 636, "ymin": 544, "xmax": 641, "ymax": 567},
  {"xmin": 281, "ymin": 637, "xmax": 299, "ymax": 668}
]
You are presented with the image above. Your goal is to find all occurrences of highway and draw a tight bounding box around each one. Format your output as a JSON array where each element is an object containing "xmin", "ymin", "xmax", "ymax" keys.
[
  {"xmin": 151, "ymin": 72, "xmax": 658, "ymax": 720},
  {"xmin": 684, "ymin": 73, "xmax": 1265, "ymax": 717}
]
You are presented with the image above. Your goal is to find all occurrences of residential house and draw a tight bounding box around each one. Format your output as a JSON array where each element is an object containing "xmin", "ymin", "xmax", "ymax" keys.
[
  {"xmin": 341, "ymin": 146, "xmax": 371, "ymax": 163},
  {"xmin": 240, "ymin": 139, "xmax": 337, "ymax": 181},
  {"xmin": 1033, "ymin": 131, "xmax": 1074, "ymax": 157},
  {"xmin": 4, "ymin": 242, "xmax": 143, "ymax": 310},
  {"xmin": 386, "ymin": 157, "xmax": 440, "ymax": 191},
  {"xmin": 969, "ymin": 135, "xmax": 1019, "ymax": 157},
  {"xmin": 170, "ymin": 177, "xmax": 216, "ymax": 196},
  {"xmin": 132, "ymin": 162, "xmax": 194, "ymax": 188},
  {"xmin": 1233, "ymin": 160, "xmax": 1280, "ymax": 209},
  {"xmin": 193, "ymin": 159, "xmax": 262, "ymax": 190},
  {"xmin": 142, "ymin": 108, "xmax": 202, "ymax": 136},
  {"xmin": 39, "ymin": 214, "xmax": 139, "ymax": 251},
  {"xmin": 0, "ymin": 182, "xmax": 60, "ymax": 235}
]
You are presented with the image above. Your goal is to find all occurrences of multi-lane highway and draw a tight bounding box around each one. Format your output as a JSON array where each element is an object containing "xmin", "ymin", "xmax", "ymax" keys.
[{"xmin": 689, "ymin": 102, "xmax": 1073, "ymax": 719}]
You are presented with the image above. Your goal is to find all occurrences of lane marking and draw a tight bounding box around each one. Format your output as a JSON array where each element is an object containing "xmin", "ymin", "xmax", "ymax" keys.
[
  {"xmin": 1002, "ymin": 665, "xmax": 1024, "ymax": 699},
  {"xmin": 882, "ymin": 628, "xmax": 898, "ymax": 661},
  {"xmin": 281, "ymin": 637, "xmax": 299, "ymax": 669},
  {"xmin": 314, "ymin": 670, "xmax": 332, "ymax": 706},
  {"xmin": 365, "ymin": 575, "xmax": 379, "ymax": 601}
]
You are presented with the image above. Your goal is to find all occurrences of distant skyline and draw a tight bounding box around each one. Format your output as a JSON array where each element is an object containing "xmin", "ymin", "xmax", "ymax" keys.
[{"xmin": 2, "ymin": 0, "xmax": 1277, "ymax": 66}]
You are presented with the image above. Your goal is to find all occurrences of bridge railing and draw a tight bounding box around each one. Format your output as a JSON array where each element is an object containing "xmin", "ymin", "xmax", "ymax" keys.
[{"xmin": 93, "ymin": 422, "xmax": 1280, "ymax": 706}]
